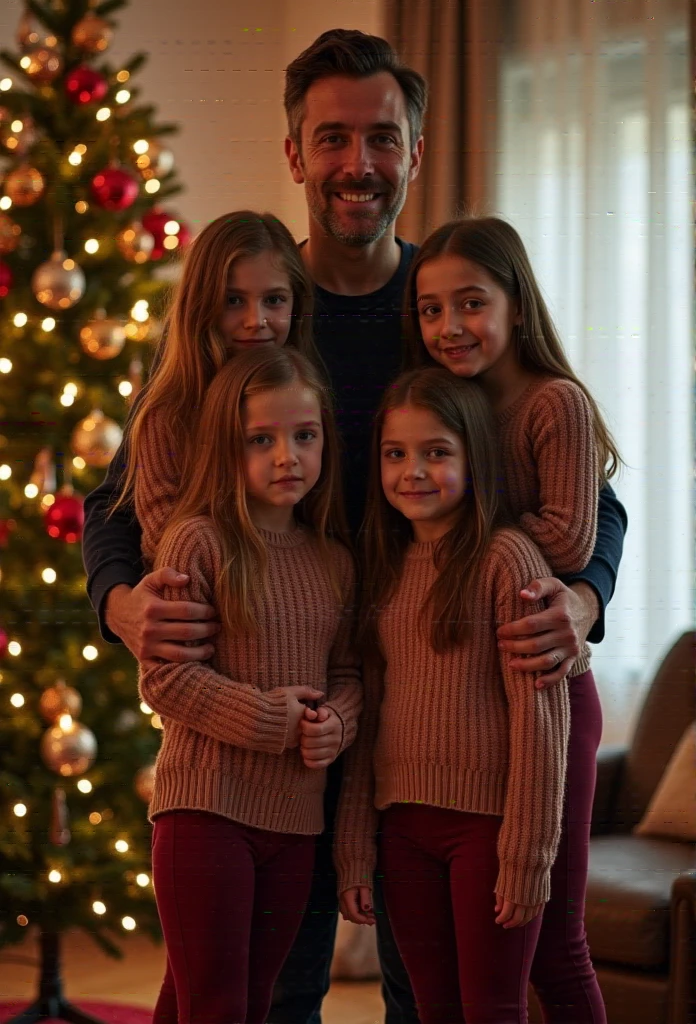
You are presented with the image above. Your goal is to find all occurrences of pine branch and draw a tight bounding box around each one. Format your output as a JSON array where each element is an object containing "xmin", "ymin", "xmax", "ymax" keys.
[{"xmin": 26, "ymin": 0, "xmax": 65, "ymax": 36}]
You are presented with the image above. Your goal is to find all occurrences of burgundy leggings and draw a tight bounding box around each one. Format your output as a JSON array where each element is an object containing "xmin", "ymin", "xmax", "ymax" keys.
[
  {"xmin": 380, "ymin": 670, "xmax": 605, "ymax": 1024},
  {"xmin": 151, "ymin": 810, "xmax": 315, "ymax": 1024}
]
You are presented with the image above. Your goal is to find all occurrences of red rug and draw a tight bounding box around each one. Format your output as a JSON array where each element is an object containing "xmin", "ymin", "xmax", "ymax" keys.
[{"xmin": 0, "ymin": 1004, "xmax": 150, "ymax": 1024}]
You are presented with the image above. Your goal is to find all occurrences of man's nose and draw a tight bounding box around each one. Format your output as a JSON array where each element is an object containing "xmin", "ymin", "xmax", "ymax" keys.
[{"xmin": 341, "ymin": 137, "xmax": 374, "ymax": 181}]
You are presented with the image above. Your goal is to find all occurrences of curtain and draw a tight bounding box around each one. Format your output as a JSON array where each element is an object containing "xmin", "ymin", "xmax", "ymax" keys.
[{"xmin": 494, "ymin": 0, "xmax": 691, "ymax": 705}]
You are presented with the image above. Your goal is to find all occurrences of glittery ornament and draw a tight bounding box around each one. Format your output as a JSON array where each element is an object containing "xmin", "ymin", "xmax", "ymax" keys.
[
  {"xmin": 90, "ymin": 167, "xmax": 139, "ymax": 211},
  {"xmin": 41, "ymin": 719, "xmax": 97, "ymax": 776},
  {"xmin": 79, "ymin": 311, "xmax": 126, "ymax": 359},
  {"xmin": 71, "ymin": 409, "xmax": 122, "ymax": 468},
  {"xmin": 115, "ymin": 222, "xmax": 155, "ymax": 263},
  {"xmin": 44, "ymin": 491, "xmax": 84, "ymax": 543},
  {"xmin": 64, "ymin": 65, "xmax": 108, "ymax": 105},
  {"xmin": 71, "ymin": 12, "xmax": 112, "ymax": 53},
  {"xmin": 39, "ymin": 679, "xmax": 83, "ymax": 723},
  {"xmin": 31, "ymin": 251, "xmax": 85, "ymax": 309},
  {"xmin": 0, "ymin": 213, "xmax": 21, "ymax": 255},
  {"xmin": 4, "ymin": 164, "xmax": 45, "ymax": 206},
  {"xmin": 0, "ymin": 260, "xmax": 13, "ymax": 298},
  {"xmin": 21, "ymin": 44, "xmax": 62, "ymax": 84}
]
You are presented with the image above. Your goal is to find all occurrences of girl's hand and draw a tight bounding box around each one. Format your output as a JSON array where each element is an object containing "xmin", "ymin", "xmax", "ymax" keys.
[
  {"xmin": 339, "ymin": 886, "xmax": 375, "ymax": 926},
  {"xmin": 299, "ymin": 705, "xmax": 343, "ymax": 769},
  {"xmin": 283, "ymin": 686, "xmax": 324, "ymax": 749},
  {"xmin": 494, "ymin": 895, "xmax": 543, "ymax": 929}
]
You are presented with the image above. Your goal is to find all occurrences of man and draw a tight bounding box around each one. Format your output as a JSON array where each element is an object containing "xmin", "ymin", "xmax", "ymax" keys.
[{"xmin": 82, "ymin": 29, "xmax": 627, "ymax": 1024}]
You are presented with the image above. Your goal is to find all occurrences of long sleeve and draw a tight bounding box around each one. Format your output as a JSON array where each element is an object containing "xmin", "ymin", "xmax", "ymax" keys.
[
  {"xmin": 323, "ymin": 559, "xmax": 362, "ymax": 755},
  {"xmin": 562, "ymin": 480, "xmax": 627, "ymax": 644},
  {"xmin": 333, "ymin": 656, "xmax": 383, "ymax": 893},
  {"xmin": 494, "ymin": 536, "xmax": 570, "ymax": 907},
  {"xmin": 133, "ymin": 404, "xmax": 183, "ymax": 568},
  {"xmin": 518, "ymin": 380, "xmax": 598, "ymax": 575}
]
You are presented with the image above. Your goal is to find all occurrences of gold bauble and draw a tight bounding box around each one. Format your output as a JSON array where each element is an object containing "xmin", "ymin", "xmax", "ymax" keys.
[
  {"xmin": 71, "ymin": 409, "xmax": 123, "ymax": 468},
  {"xmin": 0, "ymin": 212, "xmax": 21, "ymax": 254},
  {"xmin": 31, "ymin": 250, "xmax": 85, "ymax": 309},
  {"xmin": 4, "ymin": 164, "xmax": 45, "ymax": 207},
  {"xmin": 79, "ymin": 311, "xmax": 127, "ymax": 360},
  {"xmin": 134, "ymin": 763, "xmax": 156, "ymax": 803},
  {"xmin": 22, "ymin": 44, "xmax": 62, "ymax": 84},
  {"xmin": 136, "ymin": 140, "xmax": 174, "ymax": 178},
  {"xmin": 115, "ymin": 222, "xmax": 155, "ymax": 264},
  {"xmin": 71, "ymin": 13, "xmax": 112, "ymax": 53},
  {"xmin": 39, "ymin": 679, "xmax": 83, "ymax": 723},
  {"xmin": 41, "ymin": 719, "xmax": 97, "ymax": 776}
]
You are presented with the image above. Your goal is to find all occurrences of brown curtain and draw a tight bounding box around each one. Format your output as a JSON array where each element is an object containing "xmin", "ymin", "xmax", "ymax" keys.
[{"xmin": 384, "ymin": 0, "xmax": 500, "ymax": 243}]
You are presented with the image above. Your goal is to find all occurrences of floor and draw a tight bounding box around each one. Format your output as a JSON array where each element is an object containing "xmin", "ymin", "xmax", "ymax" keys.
[{"xmin": 0, "ymin": 930, "xmax": 383, "ymax": 1024}]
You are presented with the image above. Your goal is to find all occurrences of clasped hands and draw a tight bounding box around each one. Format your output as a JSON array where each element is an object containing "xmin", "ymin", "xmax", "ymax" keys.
[
  {"xmin": 283, "ymin": 685, "xmax": 342, "ymax": 769},
  {"xmin": 339, "ymin": 887, "xmax": 543, "ymax": 930}
]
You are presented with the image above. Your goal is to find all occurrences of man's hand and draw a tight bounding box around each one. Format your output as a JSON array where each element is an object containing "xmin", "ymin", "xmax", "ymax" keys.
[
  {"xmin": 497, "ymin": 578, "xmax": 599, "ymax": 689},
  {"xmin": 104, "ymin": 568, "xmax": 219, "ymax": 662},
  {"xmin": 299, "ymin": 705, "xmax": 343, "ymax": 769},
  {"xmin": 339, "ymin": 886, "xmax": 375, "ymax": 926}
]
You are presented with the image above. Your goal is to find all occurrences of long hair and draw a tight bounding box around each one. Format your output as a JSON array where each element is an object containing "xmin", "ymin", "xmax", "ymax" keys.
[
  {"xmin": 403, "ymin": 216, "xmax": 621, "ymax": 480},
  {"xmin": 360, "ymin": 366, "xmax": 513, "ymax": 655},
  {"xmin": 160, "ymin": 345, "xmax": 350, "ymax": 637},
  {"xmin": 114, "ymin": 210, "xmax": 320, "ymax": 512}
]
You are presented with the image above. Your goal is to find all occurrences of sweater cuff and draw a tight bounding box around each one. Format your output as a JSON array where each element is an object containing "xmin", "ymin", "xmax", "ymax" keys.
[
  {"xmin": 89, "ymin": 562, "xmax": 143, "ymax": 644},
  {"xmin": 495, "ymin": 860, "xmax": 551, "ymax": 908},
  {"xmin": 335, "ymin": 856, "xmax": 377, "ymax": 896}
]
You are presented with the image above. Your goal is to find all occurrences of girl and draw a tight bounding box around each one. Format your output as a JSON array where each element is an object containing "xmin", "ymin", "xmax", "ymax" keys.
[
  {"xmin": 139, "ymin": 345, "xmax": 362, "ymax": 1024},
  {"xmin": 335, "ymin": 367, "xmax": 570, "ymax": 1023},
  {"xmin": 403, "ymin": 216, "xmax": 621, "ymax": 1023},
  {"xmin": 113, "ymin": 209, "xmax": 322, "ymax": 569}
]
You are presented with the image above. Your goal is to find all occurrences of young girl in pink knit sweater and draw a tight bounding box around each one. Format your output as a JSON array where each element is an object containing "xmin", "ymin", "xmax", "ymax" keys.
[{"xmin": 139, "ymin": 345, "xmax": 361, "ymax": 1023}]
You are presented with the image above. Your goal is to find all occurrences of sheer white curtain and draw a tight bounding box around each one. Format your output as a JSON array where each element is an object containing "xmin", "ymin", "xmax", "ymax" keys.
[{"xmin": 495, "ymin": 0, "xmax": 691, "ymax": 707}]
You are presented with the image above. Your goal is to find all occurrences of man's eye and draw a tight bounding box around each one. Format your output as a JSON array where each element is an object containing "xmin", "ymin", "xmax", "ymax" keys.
[
  {"xmin": 321, "ymin": 134, "xmax": 342, "ymax": 145},
  {"xmin": 374, "ymin": 134, "xmax": 396, "ymax": 146}
]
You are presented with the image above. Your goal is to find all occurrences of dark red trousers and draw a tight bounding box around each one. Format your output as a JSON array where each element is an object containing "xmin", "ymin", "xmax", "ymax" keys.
[
  {"xmin": 151, "ymin": 810, "xmax": 315, "ymax": 1024},
  {"xmin": 380, "ymin": 669, "xmax": 605, "ymax": 1024}
]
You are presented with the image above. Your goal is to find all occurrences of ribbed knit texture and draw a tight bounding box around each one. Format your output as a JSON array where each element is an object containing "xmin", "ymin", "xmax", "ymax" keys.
[
  {"xmin": 139, "ymin": 515, "xmax": 362, "ymax": 835},
  {"xmin": 497, "ymin": 376, "xmax": 599, "ymax": 675},
  {"xmin": 133, "ymin": 404, "xmax": 181, "ymax": 570},
  {"xmin": 334, "ymin": 528, "xmax": 570, "ymax": 907}
]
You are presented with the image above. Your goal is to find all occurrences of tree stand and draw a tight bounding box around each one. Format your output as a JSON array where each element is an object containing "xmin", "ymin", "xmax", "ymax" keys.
[{"xmin": 5, "ymin": 930, "xmax": 107, "ymax": 1024}]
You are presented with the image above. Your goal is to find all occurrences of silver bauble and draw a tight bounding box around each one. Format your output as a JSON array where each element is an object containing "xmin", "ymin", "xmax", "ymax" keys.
[
  {"xmin": 41, "ymin": 718, "xmax": 97, "ymax": 776},
  {"xmin": 31, "ymin": 251, "xmax": 85, "ymax": 310}
]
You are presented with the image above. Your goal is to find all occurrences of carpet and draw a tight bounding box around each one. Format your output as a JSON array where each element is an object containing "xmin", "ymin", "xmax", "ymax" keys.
[{"xmin": 0, "ymin": 1004, "xmax": 151, "ymax": 1024}]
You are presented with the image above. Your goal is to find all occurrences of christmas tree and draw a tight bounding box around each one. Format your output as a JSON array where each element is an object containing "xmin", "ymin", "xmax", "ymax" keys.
[{"xmin": 0, "ymin": 0, "xmax": 189, "ymax": 1014}]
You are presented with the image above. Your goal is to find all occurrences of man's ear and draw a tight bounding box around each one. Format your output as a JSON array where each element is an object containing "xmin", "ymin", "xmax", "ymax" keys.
[
  {"xmin": 285, "ymin": 136, "xmax": 305, "ymax": 185},
  {"xmin": 408, "ymin": 136, "xmax": 425, "ymax": 183}
]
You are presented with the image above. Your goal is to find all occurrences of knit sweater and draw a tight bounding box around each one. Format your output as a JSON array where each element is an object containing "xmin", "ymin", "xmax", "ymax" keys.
[
  {"xmin": 497, "ymin": 376, "xmax": 599, "ymax": 675},
  {"xmin": 133, "ymin": 404, "xmax": 181, "ymax": 570},
  {"xmin": 139, "ymin": 516, "xmax": 362, "ymax": 835},
  {"xmin": 334, "ymin": 528, "xmax": 570, "ymax": 907}
]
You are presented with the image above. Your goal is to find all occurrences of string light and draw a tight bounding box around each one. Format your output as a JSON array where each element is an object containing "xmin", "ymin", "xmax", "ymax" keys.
[
  {"xmin": 17, "ymin": 915, "xmax": 28, "ymax": 927},
  {"xmin": 58, "ymin": 713, "xmax": 73, "ymax": 730},
  {"xmin": 60, "ymin": 392, "xmax": 74, "ymax": 408},
  {"xmin": 144, "ymin": 179, "xmax": 160, "ymax": 194},
  {"xmin": 13, "ymin": 803, "xmax": 27, "ymax": 817},
  {"xmin": 116, "ymin": 70, "xmax": 130, "ymax": 83},
  {"xmin": 64, "ymin": 382, "xmax": 78, "ymax": 396},
  {"xmin": 118, "ymin": 381, "xmax": 133, "ymax": 397},
  {"xmin": 13, "ymin": 313, "xmax": 27, "ymax": 328},
  {"xmin": 82, "ymin": 645, "xmax": 98, "ymax": 661},
  {"xmin": 42, "ymin": 568, "xmax": 57, "ymax": 584},
  {"xmin": 0, "ymin": 465, "xmax": 12, "ymax": 480},
  {"xmin": 68, "ymin": 151, "xmax": 82, "ymax": 166},
  {"xmin": 133, "ymin": 139, "xmax": 149, "ymax": 154},
  {"xmin": 10, "ymin": 693, "xmax": 24, "ymax": 708},
  {"xmin": 11, "ymin": 120, "xmax": 23, "ymax": 133},
  {"xmin": 42, "ymin": 494, "xmax": 56, "ymax": 509},
  {"xmin": 75, "ymin": 200, "xmax": 88, "ymax": 214},
  {"xmin": 84, "ymin": 238, "xmax": 99, "ymax": 254},
  {"xmin": 163, "ymin": 220, "xmax": 179, "ymax": 235},
  {"xmin": 115, "ymin": 90, "xmax": 131, "ymax": 104},
  {"xmin": 96, "ymin": 107, "xmax": 111, "ymax": 121},
  {"xmin": 41, "ymin": 318, "xmax": 56, "ymax": 331},
  {"xmin": 122, "ymin": 917, "xmax": 136, "ymax": 931},
  {"xmin": 139, "ymin": 702, "xmax": 152, "ymax": 715},
  {"xmin": 24, "ymin": 483, "xmax": 39, "ymax": 499},
  {"xmin": 89, "ymin": 812, "xmax": 102, "ymax": 825},
  {"xmin": 19, "ymin": 57, "xmax": 31, "ymax": 70},
  {"xmin": 93, "ymin": 900, "xmax": 106, "ymax": 915},
  {"xmin": 114, "ymin": 839, "xmax": 129, "ymax": 853},
  {"xmin": 48, "ymin": 870, "xmax": 62, "ymax": 883},
  {"xmin": 0, "ymin": 196, "xmax": 12, "ymax": 210},
  {"xmin": 0, "ymin": 358, "xmax": 12, "ymax": 373},
  {"xmin": 73, "ymin": 457, "xmax": 86, "ymax": 470},
  {"xmin": 8, "ymin": 641, "xmax": 21, "ymax": 656},
  {"xmin": 0, "ymin": 78, "xmax": 12, "ymax": 91},
  {"xmin": 77, "ymin": 779, "xmax": 92, "ymax": 793},
  {"xmin": 151, "ymin": 714, "xmax": 163, "ymax": 730},
  {"xmin": 136, "ymin": 873, "xmax": 150, "ymax": 887},
  {"xmin": 131, "ymin": 300, "xmax": 149, "ymax": 322}
]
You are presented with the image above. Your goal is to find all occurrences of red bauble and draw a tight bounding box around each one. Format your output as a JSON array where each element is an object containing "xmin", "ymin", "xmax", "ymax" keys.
[
  {"xmin": 0, "ymin": 260, "xmax": 13, "ymax": 298},
  {"xmin": 65, "ymin": 66, "xmax": 108, "ymax": 105},
  {"xmin": 44, "ymin": 493, "xmax": 85, "ymax": 543},
  {"xmin": 142, "ymin": 209, "xmax": 191, "ymax": 260},
  {"xmin": 90, "ymin": 167, "xmax": 139, "ymax": 211},
  {"xmin": 0, "ymin": 627, "xmax": 8, "ymax": 659}
]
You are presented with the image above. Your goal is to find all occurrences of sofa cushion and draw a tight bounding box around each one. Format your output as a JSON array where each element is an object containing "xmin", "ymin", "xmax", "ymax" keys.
[
  {"xmin": 586, "ymin": 835, "xmax": 696, "ymax": 968},
  {"xmin": 634, "ymin": 722, "xmax": 696, "ymax": 841}
]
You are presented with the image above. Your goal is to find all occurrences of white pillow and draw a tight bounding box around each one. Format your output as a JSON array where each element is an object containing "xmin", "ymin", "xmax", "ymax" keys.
[{"xmin": 634, "ymin": 722, "xmax": 696, "ymax": 842}]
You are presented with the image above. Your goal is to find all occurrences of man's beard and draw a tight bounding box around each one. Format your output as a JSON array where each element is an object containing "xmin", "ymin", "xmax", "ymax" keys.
[{"xmin": 305, "ymin": 176, "xmax": 409, "ymax": 247}]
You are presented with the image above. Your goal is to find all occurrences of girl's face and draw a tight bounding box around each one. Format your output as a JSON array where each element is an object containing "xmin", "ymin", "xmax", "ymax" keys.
[
  {"xmin": 220, "ymin": 250, "xmax": 294, "ymax": 357},
  {"xmin": 380, "ymin": 403, "xmax": 467, "ymax": 543},
  {"xmin": 416, "ymin": 254, "xmax": 521, "ymax": 385},
  {"xmin": 243, "ymin": 383, "xmax": 324, "ymax": 532}
]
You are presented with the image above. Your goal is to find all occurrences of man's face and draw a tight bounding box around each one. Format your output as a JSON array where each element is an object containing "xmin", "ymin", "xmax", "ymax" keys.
[{"xmin": 286, "ymin": 72, "xmax": 423, "ymax": 247}]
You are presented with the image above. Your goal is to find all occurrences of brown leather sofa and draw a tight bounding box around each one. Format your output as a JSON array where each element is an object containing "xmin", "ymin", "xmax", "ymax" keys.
[{"xmin": 530, "ymin": 630, "xmax": 695, "ymax": 1024}]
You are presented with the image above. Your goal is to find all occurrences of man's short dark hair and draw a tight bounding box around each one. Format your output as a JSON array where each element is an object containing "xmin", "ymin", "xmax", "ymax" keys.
[{"xmin": 284, "ymin": 28, "xmax": 428, "ymax": 152}]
